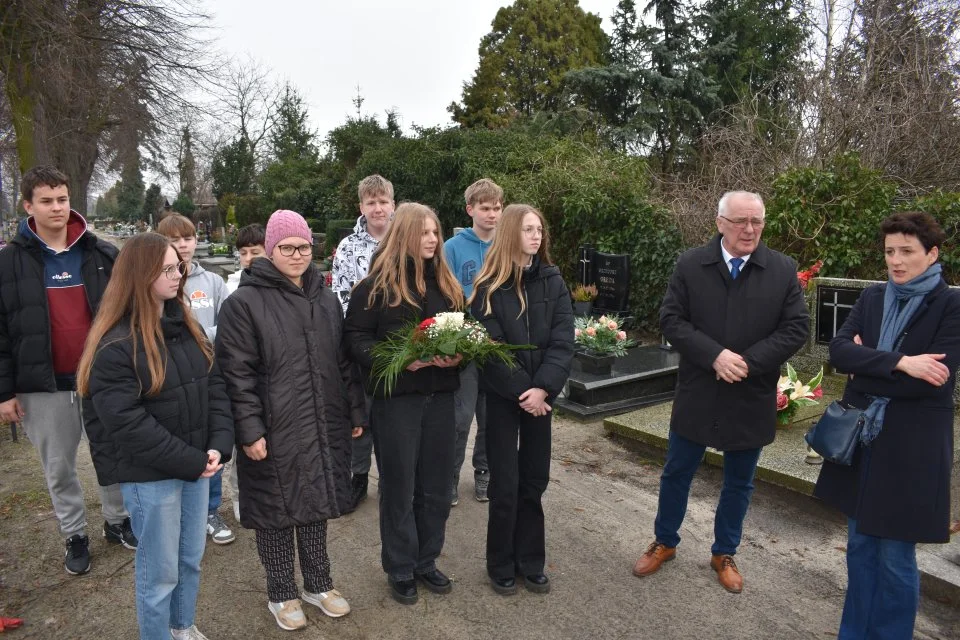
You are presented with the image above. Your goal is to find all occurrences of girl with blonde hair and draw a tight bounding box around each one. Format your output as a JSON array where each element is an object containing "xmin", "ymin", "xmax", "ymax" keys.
[
  {"xmin": 470, "ymin": 204, "xmax": 574, "ymax": 596},
  {"xmin": 344, "ymin": 202, "xmax": 464, "ymax": 605},
  {"xmin": 77, "ymin": 232, "xmax": 234, "ymax": 640}
]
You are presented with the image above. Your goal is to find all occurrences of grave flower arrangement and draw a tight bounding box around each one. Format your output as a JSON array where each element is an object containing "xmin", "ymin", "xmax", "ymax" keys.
[
  {"xmin": 797, "ymin": 259, "xmax": 823, "ymax": 290},
  {"xmin": 574, "ymin": 314, "xmax": 636, "ymax": 357},
  {"xmin": 370, "ymin": 312, "xmax": 533, "ymax": 395},
  {"xmin": 777, "ymin": 363, "xmax": 824, "ymax": 426}
]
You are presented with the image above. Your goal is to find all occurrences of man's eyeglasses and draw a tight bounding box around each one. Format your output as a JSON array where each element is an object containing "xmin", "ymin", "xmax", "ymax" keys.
[
  {"xmin": 161, "ymin": 262, "xmax": 187, "ymax": 280},
  {"xmin": 719, "ymin": 215, "xmax": 765, "ymax": 229},
  {"xmin": 278, "ymin": 244, "xmax": 313, "ymax": 257},
  {"xmin": 522, "ymin": 226, "xmax": 544, "ymax": 237}
]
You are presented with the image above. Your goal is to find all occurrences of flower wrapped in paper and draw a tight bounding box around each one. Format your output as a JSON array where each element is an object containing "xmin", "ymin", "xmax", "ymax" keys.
[{"xmin": 370, "ymin": 312, "xmax": 533, "ymax": 395}]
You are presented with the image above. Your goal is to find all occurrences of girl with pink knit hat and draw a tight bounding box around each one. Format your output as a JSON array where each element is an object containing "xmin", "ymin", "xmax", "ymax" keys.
[{"xmin": 216, "ymin": 209, "xmax": 367, "ymax": 631}]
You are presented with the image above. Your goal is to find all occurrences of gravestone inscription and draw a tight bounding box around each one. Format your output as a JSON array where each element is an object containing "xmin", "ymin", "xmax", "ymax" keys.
[
  {"xmin": 578, "ymin": 246, "xmax": 631, "ymax": 315},
  {"xmin": 816, "ymin": 286, "xmax": 862, "ymax": 345}
]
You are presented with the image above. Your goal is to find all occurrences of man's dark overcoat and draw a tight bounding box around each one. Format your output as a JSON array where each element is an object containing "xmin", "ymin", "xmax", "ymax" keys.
[{"xmin": 660, "ymin": 234, "xmax": 809, "ymax": 451}]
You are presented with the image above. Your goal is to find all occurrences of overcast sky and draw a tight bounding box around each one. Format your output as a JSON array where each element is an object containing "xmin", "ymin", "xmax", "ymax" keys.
[{"xmin": 205, "ymin": 0, "xmax": 622, "ymax": 138}]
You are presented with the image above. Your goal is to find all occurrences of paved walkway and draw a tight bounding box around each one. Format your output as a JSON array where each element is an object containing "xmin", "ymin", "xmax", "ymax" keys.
[{"xmin": 0, "ymin": 415, "xmax": 957, "ymax": 639}]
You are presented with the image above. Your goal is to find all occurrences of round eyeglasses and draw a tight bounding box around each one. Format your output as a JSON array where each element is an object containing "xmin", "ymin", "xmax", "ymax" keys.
[{"xmin": 161, "ymin": 262, "xmax": 187, "ymax": 280}]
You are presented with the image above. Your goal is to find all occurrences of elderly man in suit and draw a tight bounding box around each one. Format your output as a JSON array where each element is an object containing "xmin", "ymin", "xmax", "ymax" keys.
[{"xmin": 632, "ymin": 191, "xmax": 809, "ymax": 593}]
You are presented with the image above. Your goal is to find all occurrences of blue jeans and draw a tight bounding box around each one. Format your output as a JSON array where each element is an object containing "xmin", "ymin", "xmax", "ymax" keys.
[
  {"xmin": 654, "ymin": 430, "xmax": 762, "ymax": 555},
  {"xmin": 838, "ymin": 518, "xmax": 918, "ymax": 640},
  {"xmin": 121, "ymin": 478, "xmax": 209, "ymax": 640},
  {"xmin": 208, "ymin": 467, "xmax": 222, "ymax": 515}
]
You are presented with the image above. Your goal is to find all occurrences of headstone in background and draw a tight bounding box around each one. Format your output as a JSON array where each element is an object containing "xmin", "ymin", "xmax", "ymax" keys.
[
  {"xmin": 816, "ymin": 285, "xmax": 862, "ymax": 344},
  {"xmin": 591, "ymin": 251, "xmax": 631, "ymax": 316}
]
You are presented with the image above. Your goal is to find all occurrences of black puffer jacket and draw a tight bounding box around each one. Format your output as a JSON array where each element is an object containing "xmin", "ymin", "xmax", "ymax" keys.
[
  {"xmin": 344, "ymin": 259, "xmax": 462, "ymax": 397},
  {"xmin": 216, "ymin": 259, "xmax": 366, "ymax": 530},
  {"xmin": 83, "ymin": 301, "xmax": 234, "ymax": 486},
  {"xmin": 470, "ymin": 257, "xmax": 575, "ymax": 402},
  {"xmin": 0, "ymin": 216, "xmax": 116, "ymax": 402}
]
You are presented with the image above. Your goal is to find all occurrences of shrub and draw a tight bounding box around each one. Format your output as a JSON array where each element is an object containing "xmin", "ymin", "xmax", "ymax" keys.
[
  {"xmin": 765, "ymin": 153, "xmax": 897, "ymax": 280},
  {"xmin": 325, "ymin": 218, "xmax": 356, "ymax": 254}
]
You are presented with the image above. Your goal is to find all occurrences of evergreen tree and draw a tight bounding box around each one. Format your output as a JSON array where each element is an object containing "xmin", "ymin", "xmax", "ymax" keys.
[
  {"xmin": 177, "ymin": 126, "xmax": 197, "ymax": 200},
  {"xmin": 171, "ymin": 192, "xmax": 195, "ymax": 216},
  {"xmin": 142, "ymin": 183, "xmax": 163, "ymax": 223},
  {"xmin": 115, "ymin": 152, "xmax": 145, "ymax": 221},
  {"xmin": 211, "ymin": 137, "xmax": 257, "ymax": 199},
  {"xmin": 449, "ymin": 0, "xmax": 608, "ymax": 128},
  {"xmin": 268, "ymin": 83, "xmax": 317, "ymax": 162}
]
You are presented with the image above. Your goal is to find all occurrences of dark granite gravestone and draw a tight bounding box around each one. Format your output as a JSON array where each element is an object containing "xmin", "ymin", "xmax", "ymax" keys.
[
  {"xmin": 556, "ymin": 345, "xmax": 679, "ymax": 419},
  {"xmin": 578, "ymin": 246, "xmax": 631, "ymax": 316},
  {"xmin": 816, "ymin": 286, "xmax": 863, "ymax": 345}
]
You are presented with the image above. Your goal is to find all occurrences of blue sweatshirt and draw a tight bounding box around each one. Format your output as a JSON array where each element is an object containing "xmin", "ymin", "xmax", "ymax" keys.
[{"xmin": 443, "ymin": 227, "xmax": 491, "ymax": 299}]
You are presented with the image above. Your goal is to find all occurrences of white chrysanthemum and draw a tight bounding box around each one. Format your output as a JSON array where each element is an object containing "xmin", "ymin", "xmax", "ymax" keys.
[{"xmin": 434, "ymin": 312, "xmax": 465, "ymax": 331}]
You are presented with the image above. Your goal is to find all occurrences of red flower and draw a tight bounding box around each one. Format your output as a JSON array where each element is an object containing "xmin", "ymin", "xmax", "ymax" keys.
[
  {"xmin": 325, "ymin": 272, "xmax": 332, "ymax": 287},
  {"xmin": 813, "ymin": 386, "xmax": 823, "ymax": 399},
  {"xmin": 418, "ymin": 318, "xmax": 436, "ymax": 330},
  {"xmin": 776, "ymin": 392, "xmax": 789, "ymax": 411}
]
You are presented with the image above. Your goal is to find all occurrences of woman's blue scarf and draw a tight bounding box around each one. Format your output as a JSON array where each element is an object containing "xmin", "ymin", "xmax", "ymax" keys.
[{"xmin": 860, "ymin": 262, "xmax": 943, "ymax": 444}]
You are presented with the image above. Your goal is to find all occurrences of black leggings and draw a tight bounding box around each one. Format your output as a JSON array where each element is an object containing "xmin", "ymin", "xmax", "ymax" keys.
[{"xmin": 255, "ymin": 520, "xmax": 333, "ymax": 602}]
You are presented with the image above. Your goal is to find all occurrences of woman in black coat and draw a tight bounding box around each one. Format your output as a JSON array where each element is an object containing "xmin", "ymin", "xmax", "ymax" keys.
[
  {"xmin": 470, "ymin": 204, "xmax": 574, "ymax": 596},
  {"xmin": 215, "ymin": 210, "xmax": 366, "ymax": 631},
  {"xmin": 343, "ymin": 202, "xmax": 464, "ymax": 606},
  {"xmin": 814, "ymin": 212, "xmax": 960, "ymax": 639},
  {"xmin": 77, "ymin": 233, "xmax": 233, "ymax": 640}
]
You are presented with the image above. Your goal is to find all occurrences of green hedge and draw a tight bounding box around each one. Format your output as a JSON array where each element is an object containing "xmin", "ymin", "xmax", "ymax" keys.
[
  {"xmin": 325, "ymin": 218, "xmax": 357, "ymax": 256},
  {"xmin": 765, "ymin": 153, "xmax": 960, "ymax": 282}
]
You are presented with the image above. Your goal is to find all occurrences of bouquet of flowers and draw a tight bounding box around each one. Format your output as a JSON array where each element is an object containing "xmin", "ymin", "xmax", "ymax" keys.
[
  {"xmin": 574, "ymin": 314, "xmax": 636, "ymax": 356},
  {"xmin": 370, "ymin": 312, "xmax": 533, "ymax": 395},
  {"xmin": 777, "ymin": 363, "xmax": 824, "ymax": 425}
]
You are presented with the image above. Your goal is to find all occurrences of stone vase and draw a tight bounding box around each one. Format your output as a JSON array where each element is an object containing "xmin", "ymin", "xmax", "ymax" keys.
[
  {"xmin": 575, "ymin": 350, "xmax": 615, "ymax": 376},
  {"xmin": 572, "ymin": 301, "xmax": 593, "ymax": 317}
]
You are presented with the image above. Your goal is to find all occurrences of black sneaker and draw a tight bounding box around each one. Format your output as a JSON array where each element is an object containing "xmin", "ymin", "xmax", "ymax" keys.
[
  {"xmin": 350, "ymin": 473, "xmax": 368, "ymax": 511},
  {"xmin": 64, "ymin": 534, "xmax": 91, "ymax": 575},
  {"xmin": 103, "ymin": 518, "xmax": 138, "ymax": 550}
]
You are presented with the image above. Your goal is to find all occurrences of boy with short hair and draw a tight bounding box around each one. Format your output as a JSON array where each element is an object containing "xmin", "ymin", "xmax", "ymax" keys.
[
  {"xmin": 444, "ymin": 178, "xmax": 504, "ymax": 504},
  {"xmin": 333, "ymin": 174, "xmax": 395, "ymax": 510},
  {"xmin": 226, "ymin": 223, "xmax": 266, "ymax": 294},
  {"xmin": 0, "ymin": 165, "xmax": 134, "ymax": 576},
  {"xmin": 156, "ymin": 214, "xmax": 234, "ymax": 544}
]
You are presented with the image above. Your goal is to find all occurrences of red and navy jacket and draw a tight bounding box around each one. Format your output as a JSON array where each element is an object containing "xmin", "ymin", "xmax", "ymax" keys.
[{"xmin": 0, "ymin": 211, "xmax": 117, "ymax": 400}]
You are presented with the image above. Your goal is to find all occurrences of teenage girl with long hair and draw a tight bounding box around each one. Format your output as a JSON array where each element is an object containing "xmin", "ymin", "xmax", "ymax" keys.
[
  {"xmin": 77, "ymin": 232, "xmax": 234, "ymax": 640},
  {"xmin": 343, "ymin": 202, "xmax": 464, "ymax": 605},
  {"xmin": 469, "ymin": 204, "xmax": 574, "ymax": 596}
]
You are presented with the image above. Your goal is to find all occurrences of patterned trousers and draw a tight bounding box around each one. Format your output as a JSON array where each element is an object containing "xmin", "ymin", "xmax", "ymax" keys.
[{"xmin": 255, "ymin": 520, "xmax": 333, "ymax": 602}]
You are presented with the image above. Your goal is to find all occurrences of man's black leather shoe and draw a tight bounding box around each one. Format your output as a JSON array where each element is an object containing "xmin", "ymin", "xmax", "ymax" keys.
[
  {"xmin": 490, "ymin": 576, "xmax": 517, "ymax": 595},
  {"xmin": 524, "ymin": 573, "xmax": 551, "ymax": 593},
  {"xmin": 416, "ymin": 569, "xmax": 452, "ymax": 594},
  {"xmin": 388, "ymin": 578, "xmax": 418, "ymax": 605}
]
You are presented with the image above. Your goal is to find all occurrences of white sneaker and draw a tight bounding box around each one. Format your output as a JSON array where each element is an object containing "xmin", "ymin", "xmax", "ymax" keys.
[
  {"xmin": 302, "ymin": 588, "xmax": 350, "ymax": 617},
  {"xmin": 268, "ymin": 599, "xmax": 306, "ymax": 631},
  {"xmin": 170, "ymin": 625, "xmax": 209, "ymax": 640}
]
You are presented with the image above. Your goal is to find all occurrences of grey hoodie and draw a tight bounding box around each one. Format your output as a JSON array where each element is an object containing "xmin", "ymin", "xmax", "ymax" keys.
[{"xmin": 184, "ymin": 260, "xmax": 228, "ymax": 341}]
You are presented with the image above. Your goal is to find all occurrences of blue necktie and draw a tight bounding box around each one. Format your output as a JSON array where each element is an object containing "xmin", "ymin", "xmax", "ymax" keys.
[{"xmin": 730, "ymin": 257, "xmax": 744, "ymax": 280}]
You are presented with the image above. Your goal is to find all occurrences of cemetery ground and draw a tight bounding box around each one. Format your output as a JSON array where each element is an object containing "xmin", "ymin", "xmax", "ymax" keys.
[{"xmin": 0, "ymin": 414, "xmax": 958, "ymax": 640}]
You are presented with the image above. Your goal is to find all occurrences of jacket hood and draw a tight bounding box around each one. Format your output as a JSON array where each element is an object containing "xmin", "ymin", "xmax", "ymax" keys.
[
  {"xmin": 17, "ymin": 210, "xmax": 88, "ymax": 252},
  {"xmin": 242, "ymin": 256, "xmax": 321, "ymax": 296},
  {"xmin": 351, "ymin": 215, "xmax": 378, "ymax": 244},
  {"xmin": 457, "ymin": 227, "xmax": 490, "ymax": 246}
]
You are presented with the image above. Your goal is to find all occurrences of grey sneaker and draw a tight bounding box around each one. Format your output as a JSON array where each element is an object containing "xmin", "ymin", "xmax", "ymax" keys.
[
  {"xmin": 170, "ymin": 625, "xmax": 209, "ymax": 640},
  {"xmin": 450, "ymin": 485, "xmax": 459, "ymax": 507},
  {"xmin": 206, "ymin": 513, "xmax": 235, "ymax": 545},
  {"xmin": 474, "ymin": 472, "xmax": 489, "ymax": 502}
]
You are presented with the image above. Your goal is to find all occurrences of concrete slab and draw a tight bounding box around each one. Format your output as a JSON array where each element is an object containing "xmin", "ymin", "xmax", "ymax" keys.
[{"xmin": 603, "ymin": 401, "xmax": 960, "ymax": 608}]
